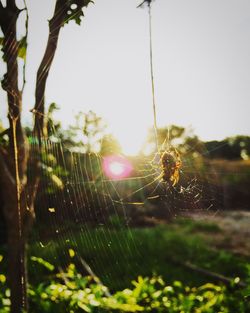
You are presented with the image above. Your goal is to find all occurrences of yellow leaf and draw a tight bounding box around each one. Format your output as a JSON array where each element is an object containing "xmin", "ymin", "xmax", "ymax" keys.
[
  {"xmin": 0, "ymin": 274, "xmax": 6, "ymax": 283},
  {"xmin": 51, "ymin": 174, "xmax": 64, "ymax": 189},
  {"xmin": 69, "ymin": 249, "xmax": 75, "ymax": 258}
]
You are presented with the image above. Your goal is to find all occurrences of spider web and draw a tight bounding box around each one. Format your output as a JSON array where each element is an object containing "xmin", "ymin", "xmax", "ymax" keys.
[{"xmin": 27, "ymin": 115, "xmax": 219, "ymax": 292}]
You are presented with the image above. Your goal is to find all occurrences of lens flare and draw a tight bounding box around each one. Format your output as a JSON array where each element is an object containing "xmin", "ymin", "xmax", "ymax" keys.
[{"xmin": 103, "ymin": 155, "xmax": 133, "ymax": 180}]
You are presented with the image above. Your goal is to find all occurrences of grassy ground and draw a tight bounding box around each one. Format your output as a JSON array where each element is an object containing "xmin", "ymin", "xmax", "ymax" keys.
[
  {"xmin": 1, "ymin": 212, "xmax": 250, "ymax": 312},
  {"xmin": 27, "ymin": 215, "xmax": 250, "ymax": 291}
]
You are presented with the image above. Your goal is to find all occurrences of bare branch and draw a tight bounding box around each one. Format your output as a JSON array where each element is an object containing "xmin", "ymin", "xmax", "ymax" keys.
[
  {"xmin": 172, "ymin": 259, "xmax": 247, "ymax": 288},
  {"xmin": 32, "ymin": 0, "xmax": 68, "ymax": 139},
  {"xmin": 21, "ymin": 0, "xmax": 29, "ymax": 93},
  {"xmin": 0, "ymin": 1, "xmax": 4, "ymax": 14}
]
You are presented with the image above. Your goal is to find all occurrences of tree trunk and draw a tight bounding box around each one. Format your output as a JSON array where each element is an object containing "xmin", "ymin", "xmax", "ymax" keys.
[
  {"xmin": 0, "ymin": 147, "xmax": 34, "ymax": 312},
  {"xmin": 7, "ymin": 223, "xmax": 27, "ymax": 312},
  {"xmin": 0, "ymin": 1, "xmax": 31, "ymax": 311},
  {"xmin": 0, "ymin": 1, "xmax": 91, "ymax": 311}
]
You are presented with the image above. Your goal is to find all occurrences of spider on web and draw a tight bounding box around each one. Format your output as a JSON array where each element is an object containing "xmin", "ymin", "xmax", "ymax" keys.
[
  {"xmin": 115, "ymin": 143, "xmax": 183, "ymax": 204},
  {"xmin": 159, "ymin": 148, "xmax": 182, "ymax": 186}
]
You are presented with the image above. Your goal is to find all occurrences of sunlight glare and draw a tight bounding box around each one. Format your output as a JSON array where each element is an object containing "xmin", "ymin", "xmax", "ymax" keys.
[
  {"xmin": 103, "ymin": 155, "xmax": 133, "ymax": 180},
  {"xmin": 111, "ymin": 125, "xmax": 149, "ymax": 156},
  {"xmin": 109, "ymin": 161, "xmax": 125, "ymax": 176}
]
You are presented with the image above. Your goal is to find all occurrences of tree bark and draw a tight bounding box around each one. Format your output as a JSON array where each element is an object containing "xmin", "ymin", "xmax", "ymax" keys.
[
  {"xmin": 33, "ymin": 0, "xmax": 69, "ymax": 139},
  {"xmin": 0, "ymin": 1, "xmax": 33, "ymax": 312}
]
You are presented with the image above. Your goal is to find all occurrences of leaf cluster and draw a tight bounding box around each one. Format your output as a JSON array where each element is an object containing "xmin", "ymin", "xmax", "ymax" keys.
[
  {"xmin": 1, "ymin": 256, "xmax": 249, "ymax": 312},
  {"xmin": 62, "ymin": 0, "xmax": 94, "ymax": 26}
]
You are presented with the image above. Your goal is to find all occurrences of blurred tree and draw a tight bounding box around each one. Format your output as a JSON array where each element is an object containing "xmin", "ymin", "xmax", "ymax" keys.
[
  {"xmin": 229, "ymin": 136, "xmax": 250, "ymax": 160},
  {"xmin": 143, "ymin": 125, "xmax": 186, "ymax": 155},
  {"xmin": 67, "ymin": 110, "xmax": 106, "ymax": 153},
  {"xmin": 205, "ymin": 136, "xmax": 250, "ymax": 160},
  {"xmin": 46, "ymin": 102, "xmax": 62, "ymax": 137},
  {"xmin": 0, "ymin": 1, "xmax": 93, "ymax": 311},
  {"xmin": 180, "ymin": 135, "xmax": 205, "ymax": 156},
  {"xmin": 100, "ymin": 134, "xmax": 122, "ymax": 156}
]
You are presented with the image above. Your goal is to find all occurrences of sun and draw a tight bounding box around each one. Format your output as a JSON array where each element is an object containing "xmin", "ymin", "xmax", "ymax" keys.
[{"xmin": 111, "ymin": 127, "xmax": 148, "ymax": 156}]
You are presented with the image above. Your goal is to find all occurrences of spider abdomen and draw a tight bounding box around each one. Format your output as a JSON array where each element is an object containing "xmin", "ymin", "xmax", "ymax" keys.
[{"xmin": 160, "ymin": 150, "xmax": 181, "ymax": 185}]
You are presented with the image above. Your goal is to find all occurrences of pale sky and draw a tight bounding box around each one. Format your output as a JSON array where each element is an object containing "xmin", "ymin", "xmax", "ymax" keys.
[{"xmin": 1, "ymin": 0, "xmax": 250, "ymax": 154}]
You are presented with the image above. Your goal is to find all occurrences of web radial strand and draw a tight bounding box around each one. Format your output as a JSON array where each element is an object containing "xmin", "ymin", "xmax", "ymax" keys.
[{"xmin": 148, "ymin": 3, "xmax": 159, "ymax": 153}]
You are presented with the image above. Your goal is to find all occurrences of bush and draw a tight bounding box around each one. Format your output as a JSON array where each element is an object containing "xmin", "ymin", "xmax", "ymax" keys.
[{"xmin": 1, "ymin": 259, "xmax": 249, "ymax": 312}]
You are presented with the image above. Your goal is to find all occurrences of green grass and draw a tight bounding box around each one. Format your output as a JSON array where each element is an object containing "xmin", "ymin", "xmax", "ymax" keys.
[
  {"xmin": 174, "ymin": 217, "xmax": 221, "ymax": 233},
  {"xmin": 27, "ymin": 219, "xmax": 248, "ymax": 291}
]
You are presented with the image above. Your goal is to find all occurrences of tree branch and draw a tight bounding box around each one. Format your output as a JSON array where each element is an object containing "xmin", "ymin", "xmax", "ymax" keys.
[
  {"xmin": 171, "ymin": 259, "xmax": 247, "ymax": 288},
  {"xmin": 32, "ymin": 0, "xmax": 68, "ymax": 139},
  {"xmin": 32, "ymin": 0, "xmax": 93, "ymax": 139},
  {"xmin": 21, "ymin": 0, "xmax": 29, "ymax": 94},
  {"xmin": 28, "ymin": 0, "xmax": 68, "ymax": 206},
  {"xmin": 0, "ymin": 1, "xmax": 4, "ymax": 14},
  {"xmin": 0, "ymin": 0, "xmax": 28, "ymax": 181}
]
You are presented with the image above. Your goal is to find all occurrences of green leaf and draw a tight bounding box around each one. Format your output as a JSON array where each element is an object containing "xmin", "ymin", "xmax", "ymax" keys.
[
  {"xmin": 63, "ymin": 1, "xmax": 94, "ymax": 26},
  {"xmin": 17, "ymin": 37, "xmax": 27, "ymax": 60},
  {"xmin": 77, "ymin": 301, "xmax": 91, "ymax": 312},
  {"xmin": 30, "ymin": 256, "xmax": 55, "ymax": 272}
]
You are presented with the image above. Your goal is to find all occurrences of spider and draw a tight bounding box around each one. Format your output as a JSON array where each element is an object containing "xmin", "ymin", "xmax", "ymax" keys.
[
  {"xmin": 159, "ymin": 148, "xmax": 182, "ymax": 186},
  {"xmin": 116, "ymin": 147, "xmax": 182, "ymax": 203}
]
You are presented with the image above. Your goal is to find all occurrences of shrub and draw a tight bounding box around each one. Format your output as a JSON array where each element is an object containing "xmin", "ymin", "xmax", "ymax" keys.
[{"xmin": 1, "ymin": 259, "xmax": 248, "ymax": 313}]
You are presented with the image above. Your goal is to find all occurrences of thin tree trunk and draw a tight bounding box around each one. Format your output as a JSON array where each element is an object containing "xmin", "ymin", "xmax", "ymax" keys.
[
  {"xmin": 7, "ymin": 221, "xmax": 27, "ymax": 312},
  {"xmin": 0, "ymin": 1, "xmax": 66, "ymax": 310},
  {"xmin": 0, "ymin": 1, "xmax": 30, "ymax": 311},
  {"xmin": 0, "ymin": 1, "xmax": 91, "ymax": 311}
]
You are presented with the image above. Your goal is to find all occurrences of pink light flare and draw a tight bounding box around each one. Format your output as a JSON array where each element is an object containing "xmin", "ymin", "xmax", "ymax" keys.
[{"xmin": 102, "ymin": 155, "xmax": 133, "ymax": 180}]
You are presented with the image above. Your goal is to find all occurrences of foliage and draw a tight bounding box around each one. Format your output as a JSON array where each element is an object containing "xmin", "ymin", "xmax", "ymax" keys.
[
  {"xmin": 145, "ymin": 125, "xmax": 186, "ymax": 154},
  {"xmin": 28, "ymin": 270, "xmax": 249, "ymax": 312},
  {"xmin": 0, "ymin": 256, "xmax": 249, "ymax": 313},
  {"xmin": 100, "ymin": 134, "xmax": 122, "ymax": 156},
  {"xmin": 145, "ymin": 125, "xmax": 250, "ymax": 161},
  {"xmin": 62, "ymin": 111, "xmax": 107, "ymax": 153},
  {"xmin": 62, "ymin": 0, "xmax": 94, "ymax": 26},
  {"xmin": 205, "ymin": 136, "xmax": 250, "ymax": 160},
  {"xmin": 0, "ymin": 255, "xmax": 10, "ymax": 312}
]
